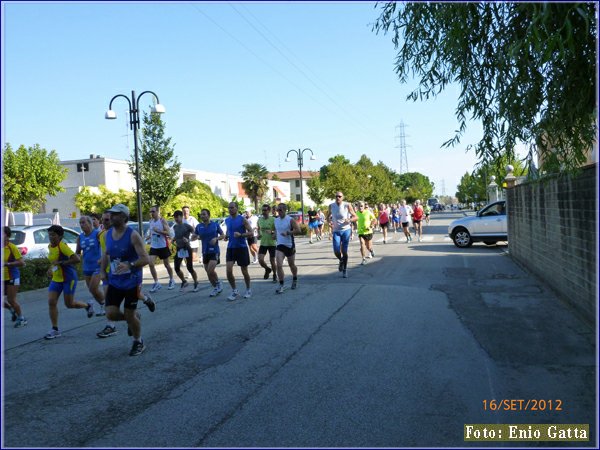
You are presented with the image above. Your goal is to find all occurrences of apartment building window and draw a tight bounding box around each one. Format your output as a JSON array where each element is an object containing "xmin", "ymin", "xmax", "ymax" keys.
[
  {"xmin": 295, "ymin": 180, "xmax": 300, "ymax": 187},
  {"xmin": 296, "ymin": 194, "xmax": 301, "ymax": 201}
]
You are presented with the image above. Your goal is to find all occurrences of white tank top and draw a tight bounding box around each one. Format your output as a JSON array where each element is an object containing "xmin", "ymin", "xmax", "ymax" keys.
[
  {"xmin": 149, "ymin": 218, "xmax": 167, "ymax": 249},
  {"xmin": 274, "ymin": 215, "xmax": 294, "ymax": 248},
  {"xmin": 330, "ymin": 202, "xmax": 351, "ymax": 231}
]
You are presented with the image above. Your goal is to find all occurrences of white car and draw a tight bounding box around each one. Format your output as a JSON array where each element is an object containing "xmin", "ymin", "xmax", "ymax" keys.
[
  {"xmin": 8, "ymin": 225, "xmax": 80, "ymax": 259},
  {"xmin": 448, "ymin": 200, "xmax": 507, "ymax": 248}
]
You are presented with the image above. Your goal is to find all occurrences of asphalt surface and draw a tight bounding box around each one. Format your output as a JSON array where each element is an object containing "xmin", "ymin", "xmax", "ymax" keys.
[{"xmin": 2, "ymin": 212, "xmax": 597, "ymax": 447}]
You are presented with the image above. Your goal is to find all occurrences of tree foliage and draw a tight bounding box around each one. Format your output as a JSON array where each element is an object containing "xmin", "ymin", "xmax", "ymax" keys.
[
  {"xmin": 2, "ymin": 143, "xmax": 68, "ymax": 212},
  {"xmin": 306, "ymin": 172, "xmax": 326, "ymax": 206},
  {"xmin": 166, "ymin": 180, "xmax": 226, "ymax": 219},
  {"xmin": 75, "ymin": 185, "xmax": 135, "ymax": 217},
  {"xmin": 131, "ymin": 112, "xmax": 181, "ymax": 212},
  {"xmin": 396, "ymin": 172, "xmax": 434, "ymax": 204},
  {"xmin": 240, "ymin": 163, "xmax": 270, "ymax": 212},
  {"xmin": 373, "ymin": 2, "xmax": 597, "ymax": 173}
]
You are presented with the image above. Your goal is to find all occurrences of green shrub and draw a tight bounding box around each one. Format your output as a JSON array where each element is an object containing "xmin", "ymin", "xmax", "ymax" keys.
[
  {"xmin": 20, "ymin": 257, "xmax": 84, "ymax": 292},
  {"xmin": 298, "ymin": 223, "xmax": 308, "ymax": 236}
]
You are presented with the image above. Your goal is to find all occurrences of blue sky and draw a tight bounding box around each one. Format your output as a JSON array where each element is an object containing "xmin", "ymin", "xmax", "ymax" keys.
[{"xmin": 3, "ymin": 1, "xmax": 488, "ymax": 196}]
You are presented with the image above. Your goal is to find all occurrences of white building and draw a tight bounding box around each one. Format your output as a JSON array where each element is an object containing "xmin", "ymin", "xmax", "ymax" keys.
[
  {"xmin": 269, "ymin": 170, "xmax": 318, "ymax": 207},
  {"xmin": 43, "ymin": 155, "xmax": 290, "ymax": 218}
]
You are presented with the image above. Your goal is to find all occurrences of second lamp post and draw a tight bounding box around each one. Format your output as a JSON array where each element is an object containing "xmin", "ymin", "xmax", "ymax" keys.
[
  {"xmin": 105, "ymin": 90, "xmax": 165, "ymax": 236},
  {"xmin": 286, "ymin": 148, "xmax": 316, "ymax": 223}
]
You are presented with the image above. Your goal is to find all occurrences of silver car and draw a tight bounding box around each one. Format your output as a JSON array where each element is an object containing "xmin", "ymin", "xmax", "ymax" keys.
[
  {"xmin": 448, "ymin": 200, "xmax": 507, "ymax": 248},
  {"xmin": 8, "ymin": 225, "xmax": 80, "ymax": 259}
]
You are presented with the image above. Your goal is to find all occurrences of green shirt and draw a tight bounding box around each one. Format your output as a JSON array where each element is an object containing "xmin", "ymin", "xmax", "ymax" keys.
[
  {"xmin": 258, "ymin": 216, "xmax": 276, "ymax": 246},
  {"xmin": 356, "ymin": 210, "xmax": 376, "ymax": 235}
]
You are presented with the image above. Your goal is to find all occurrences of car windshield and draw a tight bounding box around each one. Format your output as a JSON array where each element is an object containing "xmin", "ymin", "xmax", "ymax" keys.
[{"xmin": 9, "ymin": 231, "xmax": 25, "ymax": 245}]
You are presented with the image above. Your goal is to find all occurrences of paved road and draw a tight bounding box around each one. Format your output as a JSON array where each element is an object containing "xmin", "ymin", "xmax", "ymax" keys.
[{"xmin": 2, "ymin": 212, "xmax": 596, "ymax": 447}]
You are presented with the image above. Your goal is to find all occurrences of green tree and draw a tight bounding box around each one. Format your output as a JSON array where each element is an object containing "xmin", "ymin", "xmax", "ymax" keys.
[
  {"xmin": 132, "ymin": 111, "xmax": 181, "ymax": 212},
  {"xmin": 240, "ymin": 163, "xmax": 269, "ymax": 212},
  {"xmin": 374, "ymin": 3, "xmax": 597, "ymax": 173},
  {"xmin": 2, "ymin": 143, "xmax": 68, "ymax": 212},
  {"xmin": 306, "ymin": 172, "xmax": 326, "ymax": 206},
  {"xmin": 165, "ymin": 179, "xmax": 226, "ymax": 219},
  {"xmin": 397, "ymin": 172, "xmax": 434, "ymax": 204},
  {"xmin": 319, "ymin": 155, "xmax": 362, "ymax": 202},
  {"xmin": 74, "ymin": 185, "xmax": 135, "ymax": 217}
]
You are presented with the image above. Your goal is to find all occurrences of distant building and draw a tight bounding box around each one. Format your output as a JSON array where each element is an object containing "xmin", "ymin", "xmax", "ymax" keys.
[
  {"xmin": 269, "ymin": 170, "xmax": 318, "ymax": 208},
  {"xmin": 42, "ymin": 155, "xmax": 290, "ymax": 218}
]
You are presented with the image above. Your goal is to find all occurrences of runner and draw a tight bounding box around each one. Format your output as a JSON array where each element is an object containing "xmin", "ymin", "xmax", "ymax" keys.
[
  {"xmin": 76, "ymin": 215, "xmax": 105, "ymax": 316},
  {"xmin": 100, "ymin": 204, "xmax": 151, "ymax": 356},
  {"xmin": 257, "ymin": 204, "xmax": 278, "ymax": 283},
  {"xmin": 193, "ymin": 208, "xmax": 225, "ymax": 297},
  {"xmin": 172, "ymin": 210, "xmax": 199, "ymax": 292},
  {"xmin": 307, "ymin": 207, "xmax": 319, "ymax": 244},
  {"xmin": 182, "ymin": 205, "xmax": 200, "ymax": 263},
  {"xmin": 3, "ymin": 226, "xmax": 26, "ymax": 328},
  {"xmin": 224, "ymin": 202, "xmax": 254, "ymax": 301},
  {"xmin": 44, "ymin": 225, "xmax": 94, "ymax": 340},
  {"xmin": 327, "ymin": 191, "xmax": 358, "ymax": 278},
  {"xmin": 273, "ymin": 203, "xmax": 301, "ymax": 293},
  {"xmin": 412, "ymin": 200, "xmax": 425, "ymax": 242},
  {"xmin": 317, "ymin": 209, "xmax": 325, "ymax": 240},
  {"xmin": 146, "ymin": 205, "xmax": 175, "ymax": 292},
  {"xmin": 378, "ymin": 203, "xmax": 390, "ymax": 244},
  {"xmin": 356, "ymin": 202, "xmax": 377, "ymax": 265},
  {"xmin": 424, "ymin": 202, "xmax": 431, "ymax": 225},
  {"xmin": 399, "ymin": 200, "xmax": 414, "ymax": 243}
]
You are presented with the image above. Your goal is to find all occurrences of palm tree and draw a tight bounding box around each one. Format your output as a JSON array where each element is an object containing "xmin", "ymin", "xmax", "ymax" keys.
[{"xmin": 241, "ymin": 163, "xmax": 269, "ymax": 211}]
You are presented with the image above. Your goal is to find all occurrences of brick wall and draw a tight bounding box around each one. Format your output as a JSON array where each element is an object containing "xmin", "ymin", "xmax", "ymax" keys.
[{"xmin": 506, "ymin": 164, "xmax": 597, "ymax": 322}]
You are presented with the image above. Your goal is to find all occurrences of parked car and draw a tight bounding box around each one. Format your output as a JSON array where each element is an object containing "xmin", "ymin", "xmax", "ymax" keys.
[
  {"xmin": 448, "ymin": 200, "xmax": 507, "ymax": 248},
  {"xmin": 211, "ymin": 218, "xmax": 227, "ymax": 235},
  {"xmin": 8, "ymin": 225, "xmax": 80, "ymax": 259},
  {"xmin": 127, "ymin": 221, "xmax": 150, "ymax": 238}
]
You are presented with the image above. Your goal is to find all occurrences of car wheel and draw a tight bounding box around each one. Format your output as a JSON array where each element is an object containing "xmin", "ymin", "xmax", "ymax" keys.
[
  {"xmin": 452, "ymin": 228, "xmax": 473, "ymax": 248},
  {"xmin": 484, "ymin": 241, "xmax": 497, "ymax": 246}
]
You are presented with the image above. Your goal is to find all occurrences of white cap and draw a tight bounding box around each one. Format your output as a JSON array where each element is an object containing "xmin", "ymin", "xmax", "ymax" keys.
[{"xmin": 106, "ymin": 204, "xmax": 130, "ymax": 217}]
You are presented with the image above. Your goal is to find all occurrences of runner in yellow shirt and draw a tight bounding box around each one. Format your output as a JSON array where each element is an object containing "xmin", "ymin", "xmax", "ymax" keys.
[{"xmin": 3, "ymin": 226, "xmax": 27, "ymax": 327}]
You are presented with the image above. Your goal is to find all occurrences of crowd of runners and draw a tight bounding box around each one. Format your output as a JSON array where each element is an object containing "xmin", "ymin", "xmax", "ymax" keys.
[{"xmin": 3, "ymin": 193, "xmax": 430, "ymax": 356}]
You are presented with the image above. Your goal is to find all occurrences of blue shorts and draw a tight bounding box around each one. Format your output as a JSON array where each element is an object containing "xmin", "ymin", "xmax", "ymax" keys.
[
  {"xmin": 83, "ymin": 268, "xmax": 100, "ymax": 277},
  {"xmin": 49, "ymin": 279, "xmax": 78, "ymax": 296},
  {"xmin": 309, "ymin": 221, "xmax": 319, "ymax": 229}
]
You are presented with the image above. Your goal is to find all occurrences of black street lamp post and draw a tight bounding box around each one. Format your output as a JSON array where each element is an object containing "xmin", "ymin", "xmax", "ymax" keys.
[
  {"xmin": 286, "ymin": 148, "xmax": 315, "ymax": 223},
  {"xmin": 105, "ymin": 90, "xmax": 165, "ymax": 235}
]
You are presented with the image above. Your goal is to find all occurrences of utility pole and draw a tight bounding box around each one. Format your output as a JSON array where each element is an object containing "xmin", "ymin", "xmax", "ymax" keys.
[{"xmin": 395, "ymin": 121, "xmax": 409, "ymax": 174}]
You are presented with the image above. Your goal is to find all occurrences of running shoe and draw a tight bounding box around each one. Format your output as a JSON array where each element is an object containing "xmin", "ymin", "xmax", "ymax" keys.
[
  {"xmin": 150, "ymin": 282, "xmax": 162, "ymax": 293},
  {"xmin": 14, "ymin": 317, "xmax": 27, "ymax": 328},
  {"xmin": 44, "ymin": 329, "xmax": 62, "ymax": 340},
  {"xmin": 96, "ymin": 303, "xmax": 106, "ymax": 316},
  {"xmin": 216, "ymin": 282, "xmax": 223, "ymax": 294},
  {"xmin": 97, "ymin": 325, "xmax": 117, "ymax": 338},
  {"xmin": 180, "ymin": 281, "xmax": 189, "ymax": 292},
  {"xmin": 193, "ymin": 282, "xmax": 199, "ymax": 292},
  {"xmin": 129, "ymin": 340, "xmax": 145, "ymax": 356},
  {"xmin": 291, "ymin": 279, "xmax": 297, "ymax": 290},
  {"xmin": 342, "ymin": 270, "xmax": 348, "ymax": 278},
  {"xmin": 209, "ymin": 287, "xmax": 220, "ymax": 297},
  {"xmin": 227, "ymin": 290, "xmax": 239, "ymax": 301},
  {"xmin": 168, "ymin": 279, "xmax": 175, "ymax": 290},
  {"xmin": 272, "ymin": 274, "xmax": 278, "ymax": 283},
  {"xmin": 86, "ymin": 302, "xmax": 95, "ymax": 318},
  {"xmin": 264, "ymin": 267, "xmax": 272, "ymax": 280},
  {"xmin": 276, "ymin": 285, "xmax": 286, "ymax": 294},
  {"xmin": 361, "ymin": 258, "xmax": 367, "ymax": 265},
  {"xmin": 9, "ymin": 307, "xmax": 17, "ymax": 322},
  {"xmin": 143, "ymin": 295, "xmax": 156, "ymax": 312},
  {"xmin": 243, "ymin": 289, "xmax": 252, "ymax": 299}
]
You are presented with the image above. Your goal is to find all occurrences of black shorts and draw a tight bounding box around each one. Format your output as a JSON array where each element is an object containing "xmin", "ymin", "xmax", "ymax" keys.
[
  {"xmin": 359, "ymin": 233, "xmax": 373, "ymax": 241},
  {"xmin": 380, "ymin": 222, "xmax": 389, "ymax": 229},
  {"xmin": 105, "ymin": 284, "xmax": 141, "ymax": 310},
  {"xmin": 4, "ymin": 279, "xmax": 19, "ymax": 289},
  {"xmin": 202, "ymin": 253, "xmax": 220, "ymax": 265},
  {"xmin": 259, "ymin": 245, "xmax": 276, "ymax": 258},
  {"xmin": 226, "ymin": 247, "xmax": 250, "ymax": 267},
  {"xmin": 401, "ymin": 222, "xmax": 410, "ymax": 228},
  {"xmin": 276, "ymin": 245, "xmax": 296, "ymax": 258},
  {"xmin": 247, "ymin": 236, "xmax": 257, "ymax": 245},
  {"xmin": 149, "ymin": 247, "xmax": 172, "ymax": 260},
  {"xmin": 413, "ymin": 219, "xmax": 422, "ymax": 224}
]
